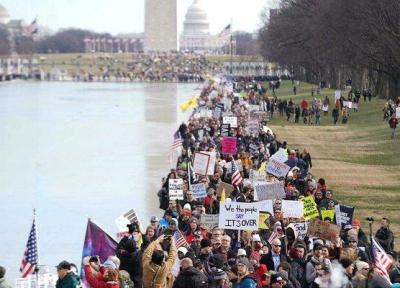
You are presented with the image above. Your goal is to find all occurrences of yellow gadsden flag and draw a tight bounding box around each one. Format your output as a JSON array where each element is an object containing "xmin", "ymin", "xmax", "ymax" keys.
[
  {"xmin": 220, "ymin": 188, "xmax": 226, "ymax": 203},
  {"xmin": 180, "ymin": 96, "xmax": 198, "ymax": 112}
]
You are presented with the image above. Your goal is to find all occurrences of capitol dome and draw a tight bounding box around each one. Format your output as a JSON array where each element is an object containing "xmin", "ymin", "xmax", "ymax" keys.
[
  {"xmin": 0, "ymin": 4, "xmax": 10, "ymax": 25},
  {"xmin": 183, "ymin": 0, "xmax": 210, "ymax": 36}
]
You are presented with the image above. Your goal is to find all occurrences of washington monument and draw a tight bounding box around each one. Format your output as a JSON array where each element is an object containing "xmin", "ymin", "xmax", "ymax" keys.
[{"xmin": 144, "ymin": 0, "xmax": 178, "ymax": 52}]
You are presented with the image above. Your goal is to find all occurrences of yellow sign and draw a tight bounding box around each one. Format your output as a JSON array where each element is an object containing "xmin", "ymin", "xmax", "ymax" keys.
[
  {"xmin": 301, "ymin": 196, "xmax": 319, "ymax": 220},
  {"xmin": 320, "ymin": 209, "xmax": 335, "ymax": 221},
  {"xmin": 180, "ymin": 96, "xmax": 198, "ymax": 112},
  {"xmin": 259, "ymin": 212, "xmax": 270, "ymax": 229}
]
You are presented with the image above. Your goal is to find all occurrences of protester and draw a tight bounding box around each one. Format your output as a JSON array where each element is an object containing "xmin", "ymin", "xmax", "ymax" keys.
[
  {"xmin": 56, "ymin": 261, "xmax": 79, "ymax": 288},
  {"xmin": 0, "ymin": 266, "xmax": 12, "ymax": 288},
  {"xmin": 172, "ymin": 258, "xmax": 208, "ymax": 288},
  {"xmin": 83, "ymin": 257, "xmax": 120, "ymax": 288},
  {"xmin": 389, "ymin": 114, "xmax": 399, "ymax": 139},
  {"xmin": 375, "ymin": 218, "xmax": 395, "ymax": 253}
]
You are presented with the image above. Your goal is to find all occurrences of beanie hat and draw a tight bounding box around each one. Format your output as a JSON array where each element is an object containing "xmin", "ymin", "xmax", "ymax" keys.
[
  {"xmin": 200, "ymin": 238, "xmax": 211, "ymax": 248},
  {"xmin": 355, "ymin": 261, "xmax": 369, "ymax": 271},
  {"xmin": 103, "ymin": 260, "xmax": 117, "ymax": 270},
  {"xmin": 213, "ymin": 268, "xmax": 227, "ymax": 280},
  {"xmin": 237, "ymin": 258, "xmax": 251, "ymax": 270}
]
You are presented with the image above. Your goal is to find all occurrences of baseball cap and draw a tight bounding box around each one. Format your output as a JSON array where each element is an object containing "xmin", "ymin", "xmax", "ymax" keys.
[
  {"xmin": 56, "ymin": 261, "xmax": 71, "ymax": 270},
  {"xmin": 150, "ymin": 216, "xmax": 159, "ymax": 223},
  {"xmin": 177, "ymin": 247, "xmax": 188, "ymax": 255}
]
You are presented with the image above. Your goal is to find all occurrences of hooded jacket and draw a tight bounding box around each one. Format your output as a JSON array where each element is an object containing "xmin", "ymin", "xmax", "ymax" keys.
[
  {"xmin": 84, "ymin": 266, "xmax": 120, "ymax": 288},
  {"xmin": 236, "ymin": 274, "xmax": 257, "ymax": 288}
]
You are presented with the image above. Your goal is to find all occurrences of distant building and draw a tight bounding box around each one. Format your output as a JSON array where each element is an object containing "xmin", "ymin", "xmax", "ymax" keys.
[
  {"xmin": 0, "ymin": 4, "xmax": 26, "ymax": 37},
  {"xmin": 144, "ymin": 0, "xmax": 178, "ymax": 52},
  {"xmin": 180, "ymin": 0, "xmax": 223, "ymax": 53},
  {"xmin": 0, "ymin": 4, "xmax": 10, "ymax": 25}
]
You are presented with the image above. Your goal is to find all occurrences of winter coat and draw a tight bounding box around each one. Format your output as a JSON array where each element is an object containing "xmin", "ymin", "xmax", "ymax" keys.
[
  {"xmin": 56, "ymin": 272, "xmax": 79, "ymax": 288},
  {"xmin": 142, "ymin": 239, "xmax": 177, "ymax": 288},
  {"xmin": 172, "ymin": 266, "xmax": 208, "ymax": 288},
  {"xmin": 117, "ymin": 237, "xmax": 141, "ymax": 284},
  {"xmin": 375, "ymin": 227, "xmax": 394, "ymax": 253},
  {"xmin": 235, "ymin": 274, "xmax": 257, "ymax": 288},
  {"xmin": 0, "ymin": 278, "xmax": 13, "ymax": 288},
  {"xmin": 84, "ymin": 265, "xmax": 120, "ymax": 288},
  {"xmin": 260, "ymin": 252, "xmax": 288, "ymax": 272}
]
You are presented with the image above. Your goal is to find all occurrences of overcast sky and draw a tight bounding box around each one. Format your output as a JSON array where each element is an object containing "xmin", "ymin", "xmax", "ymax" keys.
[{"xmin": 1, "ymin": 0, "xmax": 276, "ymax": 35}]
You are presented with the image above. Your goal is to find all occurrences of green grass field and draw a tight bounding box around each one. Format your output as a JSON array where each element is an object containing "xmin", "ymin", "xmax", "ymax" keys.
[{"xmin": 267, "ymin": 81, "xmax": 400, "ymax": 244}]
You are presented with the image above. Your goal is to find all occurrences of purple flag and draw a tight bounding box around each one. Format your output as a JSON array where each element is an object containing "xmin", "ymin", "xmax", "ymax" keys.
[{"xmin": 81, "ymin": 219, "xmax": 118, "ymax": 281}]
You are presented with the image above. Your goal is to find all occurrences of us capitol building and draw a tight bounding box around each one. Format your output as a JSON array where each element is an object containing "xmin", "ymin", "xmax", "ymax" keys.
[
  {"xmin": 0, "ymin": 4, "xmax": 25, "ymax": 36},
  {"xmin": 180, "ymin": 0, "xmax": 222, "ymax": 53}
]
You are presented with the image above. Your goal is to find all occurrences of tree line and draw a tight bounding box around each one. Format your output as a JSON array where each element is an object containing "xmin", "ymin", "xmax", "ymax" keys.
[{"xmin": 259, "ymin": 0, "xmax": 400, "ymax": 99}]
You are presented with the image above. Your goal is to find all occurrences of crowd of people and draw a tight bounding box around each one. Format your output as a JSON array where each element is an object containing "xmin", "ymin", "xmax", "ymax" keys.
[{"xmin": 1, "ymin": 77, "xmax": 399, "ymax": 288}]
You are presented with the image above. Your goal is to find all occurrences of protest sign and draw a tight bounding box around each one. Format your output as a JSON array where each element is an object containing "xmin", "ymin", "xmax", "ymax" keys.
[
  {"xmin": 301, "ymin": 196, "xmax": 319, "ymax": 220},
  {"xmin": 250, "ymin": 111, "xmax": 270, "ymax": 122},
  {"xmin": 257, "ymin": 200, "xmax": 274, "ymax": 214},
  {"xmin": 115, "ymin": 209, "xmax": 145, "ymax": 235},
  {"xmin": 219, "ymin": 201, "xmax": 259, "ymax": 230},
  {"xmin": 200, "ymin": 109, "xmax": 213, "ymax": 118},
  {"xmin": 220, "ymin": 124, "xmax": 230, "ymax": 137},
  {"xmin": 259, "ymin": 212, "xmax": 270, "ymax": 229},
  {"xmin": 169, "ymin": 179, "xmax": 184, "ymax": 200},
  {"xmin": 249, "ymin": 143, "xmax": 259, "ymax": 155},
  {"xmin": 216, "ymin": 182, "xmax": 235, "ymax": 198},
  {"xmin": 247, "ymin": 120, "xmax": 259, "ymax": 134},
  {"xmin": 201, "ymin": 151, "xmax": 216, "ymax": 175},
  {"xmin": 287, "ymin": 222, "xmax": 308, "ymax": 240},
  {"xmin": 282, "ymin": 200, "xmax": 304, "ymax": 218},
  {"xmin": 201, "ymin": 214, "xmax": 219, "ymax": 229},
  {"xmin": 321, "ymin": 209, "xmax": 335, "ymax": 222},
  {"xmin": 270, "ymin": 148, "xmax": 288, "ymax": 163},
  {"xmin": 223, "ymin": 116, "xmax": 238, "ymax": 128},
  {"xmin": 213, "ymin": 103, "xmax": 224, "ymax": 119},
  {"xmin": 193, "ymin": 152, "xmax": 210, "ymax": 176},
  {"xmin": 335, "ymin": 204, "xmax": 355, "ymax": 229},
  {"xmin": 222, "ymin": 137, "xmax": 237, "ymax": 154},
  {"xmin": 266, "ymin": 159, "xmax": 291, "ymax": 178},
  {"xmin": 192, "ymin": 128, "xmax": 205, "ymax": 140},
  {"xmin": 191, "ymin": 183, "xmax": 207, "ymax": 199},
  {"xmin": 255, "ymin": 181, "xmax": 285, "ymax": 201},
  {"xmin": 307, "ymin": 219, "xmax": 341, "ymax": 241},
  {"xmin": 249, "ymin": 169, "xmax": 266, "ymax": 183},
  {"xmin": 396, "ymin": 107, "xmax": 400, "ymax": 119},
  {"xmin": 335, "ymin": 90, "xmax": 341, "ymax": 100}
]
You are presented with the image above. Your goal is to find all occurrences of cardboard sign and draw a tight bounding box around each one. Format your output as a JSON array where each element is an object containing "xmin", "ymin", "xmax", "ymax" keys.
[
  {"xmin": 222, "ymin": 137, "xmax": 237, "ymax": 154},
  {"xmin": 281, "ymin": 200, "xmax": 304, "ymax": 218},
  {"xmin": 255, "ymin": 181, "xmax": 286, "ymax": 201},
  {"xmin": 201, "ymin": 214, "xmax": 219, "ymax": 229},
  {"xmin": 193, "ymin": 152, "xmax": 210, "ymax": 176},
  {"xmin": 216, "ymin": 182, "xmax": 235, "ymax": 198},
  {"xmin": 220, "ymin": 124, "xmax": 231, "ymax": 137},
  {"xmin": 307, "ymin": 219, "xmax": 341, "ymax": 241},
  {"xmin": 301, "ymin": 196, "xmax": 319, "ymax": 220},
  {"xmin": 191, "ymin": 183, "xmax": 207, "ymax": 199},
  {"xmin": 270, "ymin": 148, "xmax": 288, "ymax": 163},
  {"xmin": 219, "ymin": 201, "xmax": 259, "ymax": 230},
  {"xmin": 335, "ymin": 204, "xmax": 355, "ymax": 229},
  {"xmin": 266, "ymin": 159, "xmax": 291, "ymax": 178},
  {"xmin": 169, "ymin": 179, "xmax": 184, "ymax": 200},
  {"xmin": 223, "ymin": 116, "xmax": 238, "ymax": 128},
  {"xmin": 335, "ymin": 90, "xmax": 341, "ymax": 100},
  {"xmin": 321, "ymin": 209, "xmax": 335, "ymax": 222}
]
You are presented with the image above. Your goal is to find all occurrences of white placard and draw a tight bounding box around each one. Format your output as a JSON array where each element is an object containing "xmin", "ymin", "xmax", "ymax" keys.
[
  {"xmin": 193, "ymin": 152, "xmax": 210, "ymax": 176},
  {"xmin": 287, "ymin": 222, "xmax": 309, "ymax": 240},
  {"xmin": 257, "ymin": 200, "xmax": 274, "ymax": 214},
  {"xmin": 202, "ymin": 151, "xmax": 216, "ymax": 175},
  {"xmin": 191, "ymin": 183, "xmax": 207, "ymax": 199},
  {"xmin": 282, "ymin": 200, "xmax": 304, "ymax": 218},
  {"xmin": 254, "ymin": 181, "xmax": 286, "ymax": 201},
  {"xmin": 335, "ymin": 90, "xmax": 341, "ymax": 100},
  {"xmin": 169, "ymin": 179, "xmax": 184, "ymax": 200},
  {"xmin": 115, "ymin": 209, "xmax": 144, "ymax": 233},
  {"xmin": 249, "ymin": 169, "xmax": 266, "ymax": 183},
  {"xmin": 219, "ymin": 201, "xmax": 259, "ymax": 230},
  {"xmin": 270, "ymin": 148, "xmax": 288, "ymax": 163},
  {"xmin": 266, "ymin": 159, "xmax": 291, "ymax": 178},
  {"xmin": 247, "ymin": 120, "xmax": 259, "ymax": 134},
  {"xmin": 223, "ymin": 116, "xmax": 238, "ymax": 128},
  {"xmin": 201, "ymin": 214, "xmax": 219, "ymax": 229}
]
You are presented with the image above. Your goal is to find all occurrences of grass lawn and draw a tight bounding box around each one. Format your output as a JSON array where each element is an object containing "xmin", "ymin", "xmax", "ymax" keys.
[{"xmin": 267, "ymin": 81, "xmax": 400, "ymax": 246}]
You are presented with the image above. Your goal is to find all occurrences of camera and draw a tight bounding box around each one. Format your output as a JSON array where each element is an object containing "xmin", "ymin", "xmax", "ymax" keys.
[{"xmin": 366, "ymin": 217, "xmax": 374, "ymax": 222}]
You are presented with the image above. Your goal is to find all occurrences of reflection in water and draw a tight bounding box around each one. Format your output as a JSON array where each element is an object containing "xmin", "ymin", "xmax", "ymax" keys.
[{"xmin": 0, "ymin": 81, "xmax": 196, "ymax": 281}]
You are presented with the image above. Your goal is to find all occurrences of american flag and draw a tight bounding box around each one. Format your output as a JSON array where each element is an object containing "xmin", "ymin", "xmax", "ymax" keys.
[
  {"xmin": 268, "ymin": 231, "xmax": 279, "ymax": 244},
  {"xmin": 20, "ymin": 219, "xmax": 38, "ymax": 278},
  {"xmin": 231, "ymin": 161, "xmax": 243, "ymax": 186},
  {"xmin": 171, "ymin": 131, "xmax": 183, "ymax": 150},
  {"xmin": 372, "ymin": 238, "xmax": 392, "ymax": 285},
  {"xmin": 218, "ymin": 24, "xmax": 231, "ymax": 39},
  {"xmin": 174, "ymin": 230, "xmax": 188, "ymax": 249},
  {"xmin": 24, "ymin": 18, "xmax": 38, "ymax": 36}
]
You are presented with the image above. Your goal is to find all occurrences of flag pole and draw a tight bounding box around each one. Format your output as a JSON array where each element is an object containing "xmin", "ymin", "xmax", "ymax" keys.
[
  {"xmin": 187, "ymin": 147, "xmax": 192, "ymax": 191},
  {"xmin": 230, "ymin": 19, "xmax": 233, "ymax": 75},
  {"xmin": 33, "ymin": 209, "xmax": 39, "ymax": 288}
]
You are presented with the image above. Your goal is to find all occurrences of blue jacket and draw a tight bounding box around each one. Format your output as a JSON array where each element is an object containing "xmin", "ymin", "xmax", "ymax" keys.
[{"xmin": 236, "ymin": 275, "xmax": 257, "ymax": 288}]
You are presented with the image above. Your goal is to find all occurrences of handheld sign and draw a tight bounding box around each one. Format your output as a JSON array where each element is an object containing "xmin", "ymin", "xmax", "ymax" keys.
[
  {"xmin": 201, "ymin": 214, "xmax": 219, "ymax": 230},
  {"xmin": 266, "ymin": 159, "xmax": 290, "ymax": 178},
  {"xmin": 219, "ymin": 201, "xmax": 259, "ymax": 231},
  {"xmin": 281, "ymin": 200, "xmax": 304, "ymax": 218},
  {"xmin": 220, "ymin": 124, "xmax": 231, "ymax": 137},
  {"xmin": 222, "ymin": 137, "xmax": 237, "ymax": 154},
  {"xmin": 191, "ymin": 183, "xmax": 207, "ymax": 199},
  {"xmin": 335, "ymin": 204, "xmax": 354, "ymax": 229},
  {"xmin": 254, "ymin": 181, "xmax": 285, "ymax": 201},
  {"xmin": 193, "ymin": 152, "xmax": 210, "ymax": 176},
  {"xmin": 223, "ymin": 116, "xmax": 238, "ymax": 128},
  {"xmin": 307, "ymin": 219, "xmax": 341, "ymax": 241},
  {"xmin": 301, "ymin": 196, "xmax": 319, "ymax": 220},
  {"xmin": 169, "ymin": 179, "xmax": 184, "ymax": 200}
]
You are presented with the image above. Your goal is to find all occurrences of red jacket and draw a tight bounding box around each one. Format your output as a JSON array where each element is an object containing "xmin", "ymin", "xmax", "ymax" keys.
[
  {"xmin": 389, "ymin": 117, "xmax": 398, "ymax": 129},
  {"xmin": 84, "ymin": 265, "xmax": 120, "ymax": 288}
]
